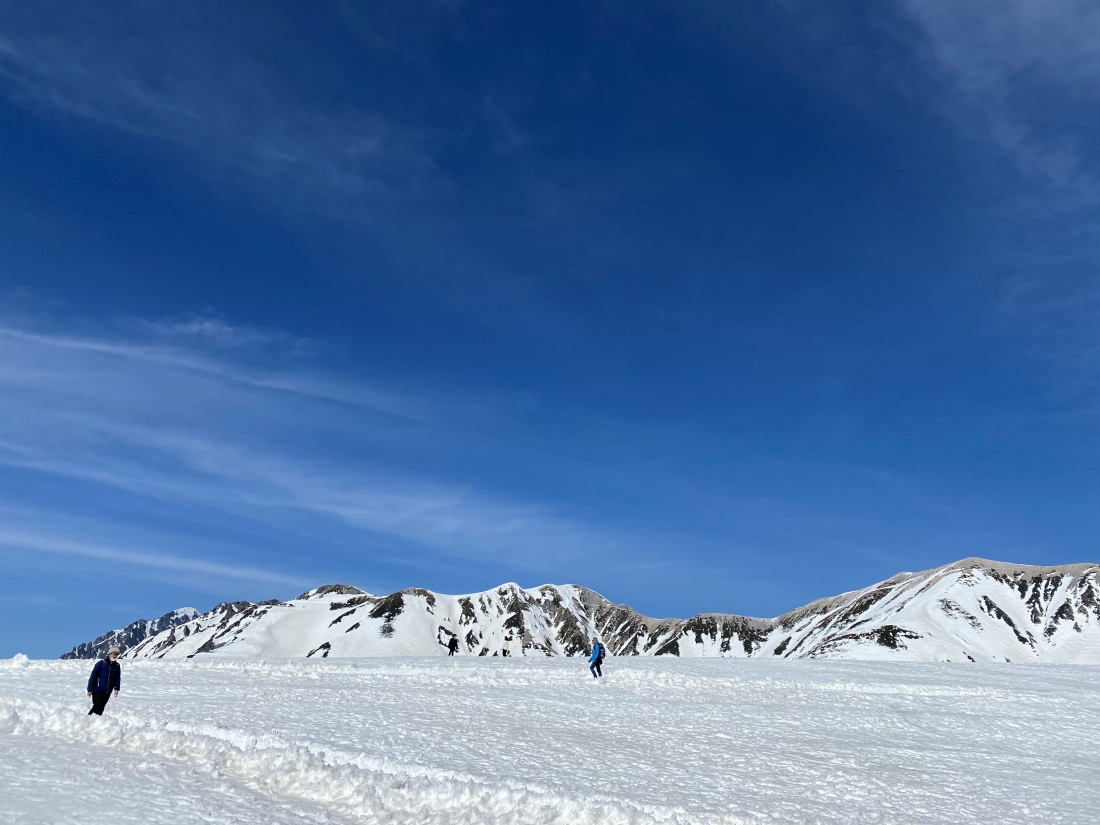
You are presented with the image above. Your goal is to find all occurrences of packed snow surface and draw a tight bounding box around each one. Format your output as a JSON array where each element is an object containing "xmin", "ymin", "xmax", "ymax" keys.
[{"xmin": 2, "ymin": 657, "xmax": 1098, "ymax": 824}]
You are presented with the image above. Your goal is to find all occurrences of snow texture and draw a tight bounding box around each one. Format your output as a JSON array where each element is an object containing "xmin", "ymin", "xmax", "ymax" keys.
[
  {"xmin": 99, "ymin": 559, "xmax": 1100, "ymax": 663},
  {"xmin": 1, "ymin": 655, "xmax": 1097, "ymax": 824}
]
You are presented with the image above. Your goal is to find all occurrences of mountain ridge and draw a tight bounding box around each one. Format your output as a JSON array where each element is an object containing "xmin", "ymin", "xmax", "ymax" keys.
[
  {"xmin": 61, "ymin": 607, "xmax": 199, "ymax": 660},
  {"xmin": 64, "ymin": 557, "xmax": 1100, "ymax": 663}
]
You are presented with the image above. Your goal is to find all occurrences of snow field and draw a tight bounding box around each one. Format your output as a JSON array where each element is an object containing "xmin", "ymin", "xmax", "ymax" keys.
[{"xmin": 1, "ymin": 655, "xmax": 1098, "ymax": 824}]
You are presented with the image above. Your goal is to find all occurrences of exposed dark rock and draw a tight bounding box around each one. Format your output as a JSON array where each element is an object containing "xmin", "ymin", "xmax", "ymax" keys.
[
  {"xmin": 872, "ymin": 625, "xmax": 922, "ymax": 649},
  {"xmin": 653, "ymin": 638, "xmax": 680, "ymax": 656},
  {"xmin": 980, "ymin": 596, "xmax": 1034, "ymax": 647},
  {"xmin": 459, "ymin": 598, "xmax": 477, "ymax": 623},
  {"xmin": 330, "ymin": 596, "xmax": 371, "ymax": 611},
  {"xmin": 188, "ymin": 636, "xmax": 221, "ymax": 658},
  {"xmin": 403, "ymin": 588, "xmax": 436, "ymax": 608},
  {"xmin": 939, "ymin": 599, "xmax": 983, "ymax": 630},
  {"xmin": 369, "ymin": 592, "xmax": 405, "ymax": 623},
  {"xmin": 809, "ymin": 624, "xmax": 922, "ymax": 655},
  {"xmin": 835, "ymin": 587, "xmax": 892, "ymax": 624},
  {"xmin": 329, "ymin": 609, "xmax": 357, "ymax": 627},
  {"xmin": 61, "ymin": 608, "xmax": 198, "ymax": 659},
  {"xmin": 1043, "ymin": 601, "xmax": 1076, "ymax": 637},
  {"xmin": 297, "ymin": 584, "xmax": 365, "ymax": 600}
]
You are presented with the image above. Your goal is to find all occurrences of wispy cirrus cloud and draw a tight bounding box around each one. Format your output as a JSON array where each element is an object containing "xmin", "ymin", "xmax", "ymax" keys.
[
  {"xmin": 893, "ymin": 1, "xmax": 1100, "ymax": 402},
  {"xmin": 756, "ymin": 1, "xmax": 1100, "ymax": 200},
  {"xmin": 0, "ymin": 316, "xmax": 622, "ymax": 588},
  {"xmin": 0, "ymin": 324, "xmax": 426, "ymax": 422},
  {"xmin": 0, "ymin": 529, "xmax": 310, "ymax": 589},
  {"xmin": 725, "ymin": 1, "xmax": 1100, "ymax": 406},
  {"xmin": 899, "ymin": 0, "xmax": 1100, "ymax": 198},
  {"xmin": 0, "ymin": 3, "xmax": 439, "ymax": 226}
]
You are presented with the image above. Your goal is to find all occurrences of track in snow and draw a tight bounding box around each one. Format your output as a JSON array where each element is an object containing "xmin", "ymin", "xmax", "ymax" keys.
[{"xmin": 1, "ymin": 656, "xmax": 1097, "ymax": 824}]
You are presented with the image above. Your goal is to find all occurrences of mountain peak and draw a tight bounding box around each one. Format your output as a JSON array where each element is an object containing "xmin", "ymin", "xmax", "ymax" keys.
[
  {"xmin": 295, "ymin": 584, "xmax": 369, "ymax": 601},
  {"xmin": 61, "ymin": 607, "xmax": 199, "ymax": 660}
]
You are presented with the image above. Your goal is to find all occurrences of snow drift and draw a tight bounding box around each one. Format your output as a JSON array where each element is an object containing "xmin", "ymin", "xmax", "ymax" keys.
[{"xmin": 3, "ymin": 657, "xmax": 1099, "ymax": 824}]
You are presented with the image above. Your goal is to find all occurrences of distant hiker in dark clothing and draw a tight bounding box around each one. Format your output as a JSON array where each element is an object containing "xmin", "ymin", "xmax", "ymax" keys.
[
  {"xmin": 87, "ymin": 646, "xmax": 122, "ymax": 716},
  {"xmin": 589, "ymin": 637, "xmax": 605, "ymax": 678},
  {"xmin": 447, "ymin": 634, "xmax": 459, "ymax": 656}
]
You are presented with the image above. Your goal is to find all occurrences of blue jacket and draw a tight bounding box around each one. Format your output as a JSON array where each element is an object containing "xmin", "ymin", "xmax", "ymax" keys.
[
  {"xmin": 87, "ymin": 659, "xmax": 121, "ymax": 694},
  {"xmin": 589, "ymin": 642, "xmax": 604, "ymax": 662}
]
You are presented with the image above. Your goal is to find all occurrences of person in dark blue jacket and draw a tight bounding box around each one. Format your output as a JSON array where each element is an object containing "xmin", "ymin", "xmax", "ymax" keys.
[
  {"xmin": 589, "ymin": 637, "xmax": 605, "ymax": 678},
  {"xmin": 87, "ymin": 646, "xmax": 122, "ymax": 716}
]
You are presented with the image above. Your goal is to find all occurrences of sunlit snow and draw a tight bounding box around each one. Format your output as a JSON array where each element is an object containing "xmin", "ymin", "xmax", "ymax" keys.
[{"xmin": 1, "ymin": 655, "xmax": 1097, "ymax": 824}]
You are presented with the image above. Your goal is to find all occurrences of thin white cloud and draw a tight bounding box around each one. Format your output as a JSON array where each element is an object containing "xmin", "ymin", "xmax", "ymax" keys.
[
  {"xmin": 900, "ymin": 0, "xmax": 1100, "ymax": 198},
  {"xmin": 0, "ymin": 530, "xmax": 309, "ymax": 588},
  {"xmin": 129, "ymin": 314, "xmax": 313, "ymax": 351},
  {"xmin": 0, "ymin": 324, "xmax": 427, "ymax": 422},
  {"xmin": 0, "ymin": 319, "xmax": 619, "ymax": 570},
  {"xmin": 888, "ymin": 2, "xmax": 1100, "ymax": 397},
  {"xmin": 0, "ymin": 6, "xmax": 439, "ymax": 225}
]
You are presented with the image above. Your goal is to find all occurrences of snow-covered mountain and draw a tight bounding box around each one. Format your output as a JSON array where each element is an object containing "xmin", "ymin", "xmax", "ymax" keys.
[
  {"xmin": 62, "ymin": 607, "xmax": 198, "ymax": 660},
  {"xmin": 754, "ymin": 558, "xmax": 1099, "ymax": 663},
  {"xmin": 71, "ymin": 558, "xmax": 1099, "ymax": 663}
]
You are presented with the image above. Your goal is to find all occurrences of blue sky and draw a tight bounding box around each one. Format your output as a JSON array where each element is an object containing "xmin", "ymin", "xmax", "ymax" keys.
[{"xmin": 1, "ymin": 2, "xmax": 1099, "ymax": 657}]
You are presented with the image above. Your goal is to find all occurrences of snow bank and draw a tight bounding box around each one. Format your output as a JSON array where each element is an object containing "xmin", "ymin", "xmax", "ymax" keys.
[
  {"xmin": 0, "ymin": 698, "xmax": 662, "ymax": 824},
  {"xmin": 1, "ymin": 658, "xmax": 1098, "ymax": 824}
]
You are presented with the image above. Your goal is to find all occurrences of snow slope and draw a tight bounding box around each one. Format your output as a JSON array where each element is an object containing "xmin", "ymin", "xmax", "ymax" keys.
[
  {"xmin": 75, "ymin": 558, "xmax": 1100, "ymax": 663},
  {"xmin": 61, "ymin": 607, "xmax": 198, "ymax": 660},
  {"xmin": 757, "ymin": 558, "xmax": 1100, "ymax": 663},
  {"xmin": 1, "ymin": 655, "xmax": 1098, "ymax": 824}
]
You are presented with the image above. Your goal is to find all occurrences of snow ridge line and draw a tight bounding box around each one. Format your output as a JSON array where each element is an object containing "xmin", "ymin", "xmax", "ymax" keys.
[{"xmin": 0, "ymin": 698, "xmax": 734, "ymax": 825}]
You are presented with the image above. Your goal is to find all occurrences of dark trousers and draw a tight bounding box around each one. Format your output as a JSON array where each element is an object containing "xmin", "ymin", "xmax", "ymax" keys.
[
  {"xmin": 590, "ymin": 658, "xmax": 603, "ymax": 678},
  {"xmin": 448, "ymin": 648, "xmax": 456, "ymax": 656},
  {"xmin": 88, "ymin": 692, "xmax": 110, "ymax": 716}
]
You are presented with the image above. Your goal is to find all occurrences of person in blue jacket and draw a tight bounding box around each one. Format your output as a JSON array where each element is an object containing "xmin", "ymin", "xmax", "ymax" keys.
[
  {"xmin": 589, "ymin": 637, "xmax": 605, "ymax": 678},
  {"xmin": 87, "ymin": 646, "xmax": 122, "ymax": 716}
]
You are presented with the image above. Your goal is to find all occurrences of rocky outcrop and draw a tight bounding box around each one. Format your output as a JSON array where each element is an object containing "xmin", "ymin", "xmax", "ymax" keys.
[{"xmin": 61, "ymin": 607, "xmax": 198, "ymax": 659}]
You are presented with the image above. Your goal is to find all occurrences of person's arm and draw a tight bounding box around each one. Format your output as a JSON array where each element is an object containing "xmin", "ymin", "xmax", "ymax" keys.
[
  {"xmin": 87, "ymin": 661, "xmax": 102, "ymax": 695},
  {"xmin": 113, "ymin": 664, "xmax": 121, "ymax": 695}
]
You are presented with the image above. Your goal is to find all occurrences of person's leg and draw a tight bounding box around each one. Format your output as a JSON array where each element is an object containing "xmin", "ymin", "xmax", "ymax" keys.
[
  {"xmin": 595, "ymin": 660, "xmax": 602, "ymax": 678},
  {"xmin": 89, "ymin": 692, "xmax": 110, "ymax": 715},
  {"xmin": 589, "ymin": 661, "xmax": 598, "ymax": 678}
]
